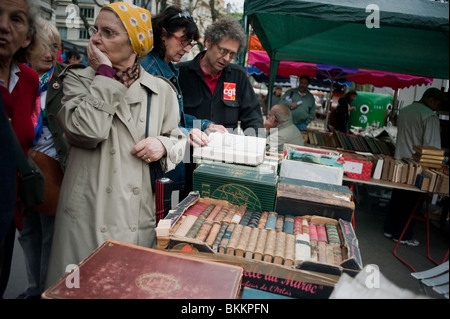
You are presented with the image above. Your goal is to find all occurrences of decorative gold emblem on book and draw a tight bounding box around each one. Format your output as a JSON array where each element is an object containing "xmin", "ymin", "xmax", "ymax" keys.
[{"xmin": 135, "ymin": 273, "xmax": 181, "ymax": 294}]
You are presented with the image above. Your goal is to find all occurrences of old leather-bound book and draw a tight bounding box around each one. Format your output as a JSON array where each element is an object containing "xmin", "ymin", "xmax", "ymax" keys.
[{"xmin": 42, "ymin": 239, "xmax": 243, "ymax": 299}]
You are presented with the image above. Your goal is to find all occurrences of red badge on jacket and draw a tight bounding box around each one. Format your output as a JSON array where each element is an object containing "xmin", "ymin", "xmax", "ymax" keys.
[{"xmin": 223, "ymin": 82, "xmax": 236, "ymax": 101}]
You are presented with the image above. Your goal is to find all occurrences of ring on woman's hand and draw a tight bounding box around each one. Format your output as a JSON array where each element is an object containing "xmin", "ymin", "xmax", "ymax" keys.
[{"xmin": 145, "ymin": 158, "xmax": 151, "ymax": 163}]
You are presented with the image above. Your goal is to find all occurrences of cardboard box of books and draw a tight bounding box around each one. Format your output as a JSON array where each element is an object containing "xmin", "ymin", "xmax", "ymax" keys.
[
  {"xmin": 156, "ymin": 192, "xmax": 363, "ymax": 299},
  {"xmin": 280, "ymin": 144, "xmax": 344, "ymax": 185}
]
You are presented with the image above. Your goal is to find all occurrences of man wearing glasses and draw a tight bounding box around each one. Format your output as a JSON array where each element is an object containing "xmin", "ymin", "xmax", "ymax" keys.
[
  {"xmin": 177, "ymin": 17, "xmax": 264, "ymax": 137},
  {"xmin": 177, "ymin": 17, "xmax": 264, "ymax": 195}
]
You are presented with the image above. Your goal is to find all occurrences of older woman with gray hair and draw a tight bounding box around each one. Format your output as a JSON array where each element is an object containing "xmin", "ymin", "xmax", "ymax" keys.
[{"xmin": 45, "ymin": 2, "xmax": 186, "ymax": 288}]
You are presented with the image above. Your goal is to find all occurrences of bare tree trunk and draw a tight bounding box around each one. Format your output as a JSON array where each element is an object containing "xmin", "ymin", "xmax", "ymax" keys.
[{"xmin": 209, "ymin": 0, "xmax": 218, "ymax": 21}]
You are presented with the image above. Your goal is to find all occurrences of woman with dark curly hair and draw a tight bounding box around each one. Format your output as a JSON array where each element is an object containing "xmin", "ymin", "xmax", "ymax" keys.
[{"xmin": 140, "ymin": 6, "xmax": 226, "ymax": 197}]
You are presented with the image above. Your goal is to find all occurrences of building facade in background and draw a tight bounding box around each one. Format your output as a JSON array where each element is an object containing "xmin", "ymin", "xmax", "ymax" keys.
[{"xmin": 36, "ymin": 0, "xmax": 231, "ymax": 62}]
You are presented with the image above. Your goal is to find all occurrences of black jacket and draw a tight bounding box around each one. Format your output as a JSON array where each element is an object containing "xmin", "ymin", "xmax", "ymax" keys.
[{"xmin": 177, "ymin": 51, "xmax": 264, "ymax": 135}]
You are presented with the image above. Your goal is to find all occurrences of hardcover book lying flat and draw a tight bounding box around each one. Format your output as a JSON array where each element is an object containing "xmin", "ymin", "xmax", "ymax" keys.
[
  {"xmin": 42, "ymin": 239, "xmax": 243, "ymax": 299},
  {"xmin": 193, "ymin": 132, "xmax": 267, "ymax": 166}
]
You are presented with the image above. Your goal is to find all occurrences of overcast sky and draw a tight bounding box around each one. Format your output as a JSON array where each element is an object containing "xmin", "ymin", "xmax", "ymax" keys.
[{"xmin": 225, "ymin": 0, "xmax": 244, "ymax": 13}]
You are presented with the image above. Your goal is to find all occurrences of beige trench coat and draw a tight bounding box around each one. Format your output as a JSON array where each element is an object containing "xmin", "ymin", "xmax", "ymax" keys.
[{"xmin": 45, "ymin": 66, "xmax": 186, "ymax": 287}]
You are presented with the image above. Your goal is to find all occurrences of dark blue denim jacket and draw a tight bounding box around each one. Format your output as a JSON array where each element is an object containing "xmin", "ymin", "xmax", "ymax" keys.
[
  {"xmin": 140, "ymin": 50, "xmax": 189, "ymax": 190},
  {"xmin": 140, "ymin": 50, "xmax": 212, "ymax": 133}
]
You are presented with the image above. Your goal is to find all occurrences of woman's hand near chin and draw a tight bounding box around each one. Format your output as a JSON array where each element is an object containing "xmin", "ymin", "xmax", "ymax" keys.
[{"xmin": 87, "ymin": 38, "xmax": 112, "ymax": 70}]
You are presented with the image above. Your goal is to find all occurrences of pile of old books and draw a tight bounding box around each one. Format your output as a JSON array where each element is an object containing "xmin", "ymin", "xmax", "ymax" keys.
[
  {"xmin": 412, "ymin": 145, "xmax": 445, "ymax": 169},
  {"xmin": 306, "ymin": 130, "xmax": 395, "ymax": 156},
  {"xmin": 411, "ymin": 145, "xmax": 448, "ymax": 193}
]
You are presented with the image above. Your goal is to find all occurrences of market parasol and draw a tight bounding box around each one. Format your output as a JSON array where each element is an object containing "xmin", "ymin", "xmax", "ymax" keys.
[
  {"xmin": 248, "ymin": 50, "xmax": 433, "ymax": 91},
  {"xmin": 247, "ymin": 49, "xmax": 433, "ymax": 126}
]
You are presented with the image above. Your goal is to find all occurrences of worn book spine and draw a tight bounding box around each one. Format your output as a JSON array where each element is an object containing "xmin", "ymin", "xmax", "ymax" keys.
[
  {"xmin": 226, "ymin": 224, "xmax": 243, "ymax": 255},
  {"xmin": 308, "ymin": 222, "xmax": 318, "ymax": 262},
  {"xmin": 173, "ymin": 214, "xmax": 198, "ymax": 237},
  {"xmin": 244, "ymin": 227, "xmax": 260, "ymax": 259},
  {"xmin": 206, "ymin": 204, "xmax": 223, "ymax": 222},
  {"xmin": 212, "ymin": 222, "xmax": 229, "ymax": 252},
  {"xmin": 294, "ymin": 216, "xmax": 303, "ymax": 234},
  {"xmin": 185, "ymin": 215, "xmax": 206, "ymax": 238},
  {"xmin": 275, "ymin": 214, "xmax": 285, "ymax": 232},
  {"xmin": 254, "ymin": 229, "xmax": 268, "ymax": 261},
  {"xmin": 257, "ymin": 211, "xmax": 269, "ymax": 229},
  {"xmin": 235, "ymin": 226, "xmax": 252, "ymax": 257},
  {"xmin": 283, "ymin": 214, "xmax": 295, "ymax": 234},
  {"xmin": 185, "ymin": 204, "xmax": 216, "ymax": 238},
  {"xmin": 265, "ymin": 212, "xmax": 278, "ymax": 230},
  {"xmin": 213, "ymin": 207, "xmax": 228, "ymax": 223},
  {"xmin": 247, "ymin": 210, "xmax": 262, "ymax": 228},
  {"xmin": 302, "ymin": 218, "xmax": 309, "ymax": 235},
  {"xmin": 222, "ymin": 205, "xmax": 237, "ymax": 224},
  {"xmin": 239, "ymin": 209, "xmax": 253, "ymax": 226},
  {"xmin": 284, "ymin": 233, "xmax": 296, "ymax": 266},
  {"xmin": 205, "ymin": 222, "xmax": 222, "ymax": 247},
  {"xmin": 317, "ymin": 224, "xmax": 328, "ymax": 263},
  {"xmin": 195, "ymin": 219, "xmax": 214, "ymax": 242},
  {"xmin": 295, "ymin": 233, "xmax": 311, "ymax": 265},
  {"xmin": 263, "ymin": 229, "xmax": 277, "ymax": 262},
  {"xmin": 273, "ymin": 231, "xmax": 286, "ymax": 264},
  {"xmin": 219, "ymin": 223, "xmax": 235, "ymax": 254},
  {"xmin": 230, "ymin": 205, "xmax": 246, "ymax": 224}
]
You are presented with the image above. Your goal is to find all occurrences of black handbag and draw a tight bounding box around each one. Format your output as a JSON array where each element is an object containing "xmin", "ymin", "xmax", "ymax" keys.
[{"xmin": 5, "ymin": 111, "xmax": 45, "ymax": 207}]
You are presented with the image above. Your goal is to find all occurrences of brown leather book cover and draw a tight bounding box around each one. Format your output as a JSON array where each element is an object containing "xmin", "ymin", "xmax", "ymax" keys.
[{"xmin": 42, "ymin": 239, "xmax": 243, "ymax": 299}]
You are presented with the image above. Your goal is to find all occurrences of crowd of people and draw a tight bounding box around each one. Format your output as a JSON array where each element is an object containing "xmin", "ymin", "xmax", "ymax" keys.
[{"xmin": 0, "ymin": 0, "xmax": 448, "ymax": 300}]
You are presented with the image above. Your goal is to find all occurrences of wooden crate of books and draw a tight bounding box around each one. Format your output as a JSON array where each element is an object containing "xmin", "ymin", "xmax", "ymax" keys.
[
  {"xmin": 42, "ymin": 239, "xmax": 243, "ymax": 299},
  {"xmin": 156, "ymin": 192, "xmax": 363, "ymax": 298}
]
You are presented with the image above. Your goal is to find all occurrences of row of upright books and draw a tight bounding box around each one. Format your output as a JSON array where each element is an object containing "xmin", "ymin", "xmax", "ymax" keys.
[
  {"xmin": 362, "ymin": 145, "xmax": 448, "ymax": 194},
  {"xmin": 306, "ymin": 130, "xmax": 395, "ymax": 156}
]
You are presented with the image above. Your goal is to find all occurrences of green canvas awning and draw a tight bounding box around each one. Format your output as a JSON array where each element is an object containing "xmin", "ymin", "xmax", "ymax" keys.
[{"xmin": 244, "ymin": 0, "xmax": 449, "ymax": 80}]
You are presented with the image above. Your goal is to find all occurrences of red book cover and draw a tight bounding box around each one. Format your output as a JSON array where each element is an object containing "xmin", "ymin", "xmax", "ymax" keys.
[{"xmin": 42, "ymin": 239, "xmax": 243, "ymax": 299}]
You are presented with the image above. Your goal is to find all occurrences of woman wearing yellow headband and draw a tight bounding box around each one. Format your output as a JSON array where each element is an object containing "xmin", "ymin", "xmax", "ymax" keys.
[{"xmin": 45, "ymin": 2, "xmax": 186, "ymax": 287}]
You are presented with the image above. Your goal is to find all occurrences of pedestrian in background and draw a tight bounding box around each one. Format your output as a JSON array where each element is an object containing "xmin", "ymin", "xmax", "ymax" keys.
[{"xmin": 279, "ymin": 75, "xmax": 316, "ymax": 130}]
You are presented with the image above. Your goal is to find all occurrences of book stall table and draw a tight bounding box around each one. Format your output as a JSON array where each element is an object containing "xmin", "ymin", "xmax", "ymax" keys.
[{"xmin": 343, "ymin": 176, "xmax": 448, "ymax": 272}]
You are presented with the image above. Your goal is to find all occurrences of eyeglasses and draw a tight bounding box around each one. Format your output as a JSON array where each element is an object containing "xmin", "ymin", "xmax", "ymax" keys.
[
  {"xmin": 171, "ymin": 33, "xmax": 197, "ymax": 48},
  {"xmin": 215, "ymin": 44, "xmax": 238, "ymax": 59},
  {"xmin": 49, "ymin": 44, "xmax": 59, "ymax": 54},
  {"xmin": 88, "ymin": 26, "xmax": 128, "ymax": 40},
  {"xmin": 169, "ymin": 11, "xmax": 193, "ymax": 22}
]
